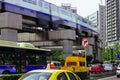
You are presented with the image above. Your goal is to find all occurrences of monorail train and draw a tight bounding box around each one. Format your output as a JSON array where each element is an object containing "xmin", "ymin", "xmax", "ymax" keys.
[{"xmin": 0, "ymin": 0, "xmax": 98, "ymax": 33}]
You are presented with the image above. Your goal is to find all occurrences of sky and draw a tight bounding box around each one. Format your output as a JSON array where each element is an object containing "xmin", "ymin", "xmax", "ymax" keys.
[{"xmin": 45, "ymin": 0, "xmax": 105, "ymax": 17}]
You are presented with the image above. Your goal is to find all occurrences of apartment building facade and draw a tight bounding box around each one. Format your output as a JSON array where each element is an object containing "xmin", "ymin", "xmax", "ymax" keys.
[{"xmin": 106, "ymin": 0, "xmax": 120, "ymax": 44}]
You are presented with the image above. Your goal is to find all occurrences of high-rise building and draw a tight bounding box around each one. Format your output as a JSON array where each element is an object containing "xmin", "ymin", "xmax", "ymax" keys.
[
  {"xmin": 87, "ymin": 5, "xmax": 106, "ymax": 47},
  {"xmin": 106, "ymin": 0, "xmax": 119, "ymax": 44},
  {"xmin": 99, "ymin": 5, "xmax": 106, "ymax": 47},
  {"xmin": 87, "ymin": 11, "xmax": 99, "ymax": 28}
]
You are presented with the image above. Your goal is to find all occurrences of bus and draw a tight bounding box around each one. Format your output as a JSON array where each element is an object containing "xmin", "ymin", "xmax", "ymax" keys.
[{"xmin": 0, "ymin": 40, "xmax": 51, "ymax": 74}]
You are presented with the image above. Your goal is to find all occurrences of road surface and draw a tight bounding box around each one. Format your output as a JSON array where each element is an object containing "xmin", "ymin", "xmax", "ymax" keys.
[{"xmin": 97, "ymin": 76, "xmax": 120, "ymax": 80}]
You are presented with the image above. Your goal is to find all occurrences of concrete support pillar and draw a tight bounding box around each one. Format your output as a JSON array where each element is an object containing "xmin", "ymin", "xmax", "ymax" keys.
[
  {"xmin": 93, "ymin": 41, "xmax": 102, "ymax": 62},
  {"xmin": 0, "ymin": 12, "xmax": 22, "ymax": 41},
  {"xmin": 61, "ymin": 40, "xmax": 73, "ymax": 59},
  {"xmin": 48, "ymin": 30, "xmax": 75, "ymax": 59},
  {"xmin": 97, "ymin": 47, "xmax": 102, "ymax": 62},
  {"xmin": 84, "ymin": 38, "xmax": 94, "ymax": 56},
  {"xmin": 86, "ymin": 46, "xmax": 93, "ymax": 56},
  {"xmin": 1, "ymin": 29, "xmax": 18, "ymax": 42}
]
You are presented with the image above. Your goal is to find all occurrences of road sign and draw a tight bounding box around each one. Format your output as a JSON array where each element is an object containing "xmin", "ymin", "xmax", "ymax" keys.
[
  {"xmin": 117, "ymin": 54, "xmax": 120, "ymax": 59},
  {"xmin": 82, "ymin": 38, "xmax": 89, "ymax": 48}
]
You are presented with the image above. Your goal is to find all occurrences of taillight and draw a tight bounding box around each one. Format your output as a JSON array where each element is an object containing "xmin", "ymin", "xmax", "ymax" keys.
[
  {"xmin": 50, "ymin": 63, "xmax": 55, "ymax": 69},
  {"xmin": 116, "ymin": 68, "xmax": 120, "ymax": 70}
]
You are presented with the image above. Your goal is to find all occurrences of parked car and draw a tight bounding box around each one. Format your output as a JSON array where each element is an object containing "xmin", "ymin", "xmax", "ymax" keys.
[
  {"xmin": 102, "ymin": 64, "xmax": 114, "ymax": 71},
  {"xmin": 18, "ymin": 70, "xmax": 81, "ymax": 80},
  {"xmin": 46, "ymin": 63, "xmax": 56, "ymax": 69},
  {"xmin": 90, "ymin": 63, "xmax": 104, "ymax": 73},
  {"xmin": 116, "ymin": 63, "xmax": 120, "ymax": 78},
  {"xmin": 46, "ymin": 61, "xmax": 61, "ymax": 69},
  {"xmin": 51, "ymin": 61, "xmax": 61, "ymax": 69}
]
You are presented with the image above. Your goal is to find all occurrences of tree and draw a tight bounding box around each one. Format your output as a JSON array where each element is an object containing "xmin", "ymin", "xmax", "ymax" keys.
[
  {"xmin": 50, "ymin": 50, "xmax": 63, "ymax": 61},
  {"xmin": 112, "ymin": 41, "xmax": 120, "ymax": 60},
  {"xmin": 102, "ymin": 41, "xmax": 120, "ymax": 62}
]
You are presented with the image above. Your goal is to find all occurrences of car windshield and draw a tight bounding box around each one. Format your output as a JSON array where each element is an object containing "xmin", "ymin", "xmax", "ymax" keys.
[
  {"xmin": 20, "ymin": 72, "xmax": 51, "ymax": 80},
  {"xmin": 92, "ymin": 64, "xmax": 100, "ymax": 67},
  {"xmin": 67, "ymin": 62, "xmax": 77, "ymax": 66},
  {"xmin": 103, "ymin": 64, "xmax": 112, "ymax": 66}
]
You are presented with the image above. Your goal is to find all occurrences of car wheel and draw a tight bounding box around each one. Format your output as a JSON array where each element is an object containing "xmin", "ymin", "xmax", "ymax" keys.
[{"xmin": 117, "ymin": 75, "xmax": 120, "ymax": 78}]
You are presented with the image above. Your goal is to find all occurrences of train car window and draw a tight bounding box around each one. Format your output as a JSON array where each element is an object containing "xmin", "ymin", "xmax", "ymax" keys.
[
  {"xmin": 23, "ymin": 0, "xmax": 37, "ymax": 5},
  {"xmin": 38, "ymin": 1, "xmax": 43, "ymax": 7},
  {"xmin": 51, "ymin": 5, "xmax": 56, "ymax": 12},
  {"xmin": 44, "ymin": 2, "xmax": 49, "ymax": 9}
]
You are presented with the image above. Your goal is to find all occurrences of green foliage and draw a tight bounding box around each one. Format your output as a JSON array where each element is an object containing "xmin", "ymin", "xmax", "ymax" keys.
[
  {"xmin": 50, "ymin": 50, "xmax": 65, "ymax": 65},
  {"xmin": 0, "ymin": 74, "xmax": 22, "ymax": 80},
  {"xmin": 51, "ymin": 50, "xmax": 63, "ymax": 60},
  {"xmin": 0, "ymin": 78, "xmax": 3, "ymax": 80},
  {"xmin": 90, "ymin": 71, "xmax": 116, "ymax": 78},
  {"xmin": 102, "ymin": 42, "xmax": 120, "ymax": 62}
]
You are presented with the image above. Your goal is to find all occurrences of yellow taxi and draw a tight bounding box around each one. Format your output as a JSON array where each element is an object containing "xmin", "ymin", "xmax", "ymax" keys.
[{"xmin": 18, "ymin": 69, "xmax": 81, "ymax": 80}]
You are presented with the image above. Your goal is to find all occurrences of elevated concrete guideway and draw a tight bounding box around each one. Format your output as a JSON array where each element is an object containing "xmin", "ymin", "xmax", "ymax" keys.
[{"xmin": 0, "ymin": 0, "xmax": 102, "ymax": 61}]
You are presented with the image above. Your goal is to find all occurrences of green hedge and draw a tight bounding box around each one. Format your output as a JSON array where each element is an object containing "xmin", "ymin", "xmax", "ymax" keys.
[
  {"xmin": 73, "ymin": 71, "xmax": 89, "ymax": 80},
  {"xmin": 0, "ymin": 74, "xmax": 23, "ymax": 80},
  {"xmin": 90, "ymin": 71, "xmax": 116, "ymax": 78}
]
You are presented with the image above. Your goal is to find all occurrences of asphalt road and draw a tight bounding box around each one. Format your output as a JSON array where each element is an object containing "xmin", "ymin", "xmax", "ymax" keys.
[{"xmin": 97, "ymin": 76, "xmax": 120, "ymax": 80}]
